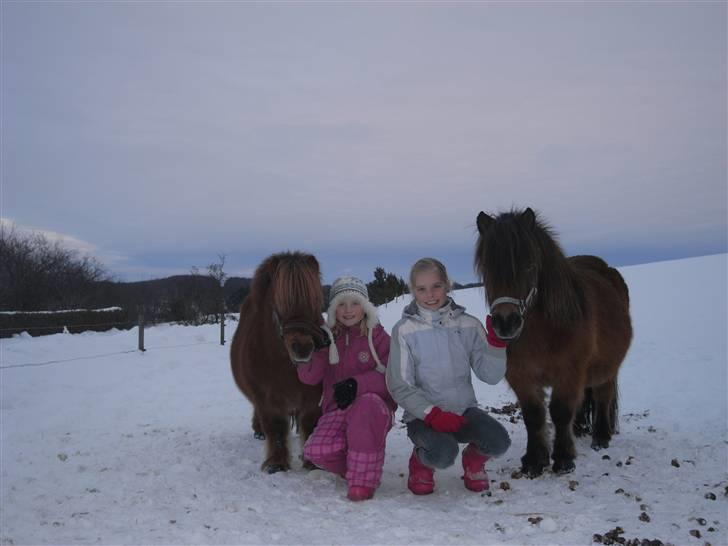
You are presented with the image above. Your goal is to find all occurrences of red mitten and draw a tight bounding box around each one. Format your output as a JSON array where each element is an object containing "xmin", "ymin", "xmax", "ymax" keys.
[
  {"xmin": 485, "ymin": 315, "xmax": 507, "ymax": 348},
  {"xmin": 424, "ymin": 407, "xmax": 466, "ymax": 433}
]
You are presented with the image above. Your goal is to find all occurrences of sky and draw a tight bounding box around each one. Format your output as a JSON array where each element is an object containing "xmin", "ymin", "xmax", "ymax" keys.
[
  {"xmin": 2, "ymin": 254, "xmax": 726, "ymax": 544},
  {"xmin": 1, "ymin": 1, "xmax": 726, "ymax": 285}
]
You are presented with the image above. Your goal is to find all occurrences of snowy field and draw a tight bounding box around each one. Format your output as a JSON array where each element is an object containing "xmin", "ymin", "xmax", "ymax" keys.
[{"xmin": 1, "ymin": 254, "xmax": 726, "ymax": 546}]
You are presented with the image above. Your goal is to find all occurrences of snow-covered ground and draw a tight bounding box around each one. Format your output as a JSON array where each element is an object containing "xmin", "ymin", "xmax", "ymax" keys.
[{"xmin": 1, "ymin": 254, "xmax": 726, "ymax": 545}]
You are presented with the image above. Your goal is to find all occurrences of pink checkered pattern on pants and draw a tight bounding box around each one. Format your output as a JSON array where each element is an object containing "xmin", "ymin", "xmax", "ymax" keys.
[
  {"xmin": 303, "ymin": 393, "xmax": 393, "ymax": 488},
  {"xmin": 303, "ymin": 410, "xmax": 347, "ymax": 474},
  {"xmin": 346, "ymin": 449, "xmax": 385, "ymax": 488}
]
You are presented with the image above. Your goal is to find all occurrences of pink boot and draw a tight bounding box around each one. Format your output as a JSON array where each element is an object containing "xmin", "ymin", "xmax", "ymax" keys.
[
  {"xmin": 408, "ymin": 449, "xmax": 435, "ymax": 495},
  {"xmin": 347, "ymin": 485, "xmax": 374, "ymax": 501},
  {"xmin": 462, "ymin": 443, "xmax": 490, "ymax": 492}
]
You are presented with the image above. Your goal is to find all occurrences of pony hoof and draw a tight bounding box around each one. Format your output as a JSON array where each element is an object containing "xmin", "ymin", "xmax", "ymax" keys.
[
  {"xmin": 591, "ymin": 437, "xmax": 610, "ymax": 450},
  {"xmin": 552, "ymin": 459, "xmax": 575, "ymax": 474},
  {"xmin": 264, "ymin": 463, "xmax": 287, "ymax": 474},
  {"xmin": 521, "ymin": 464, "xmax": 546, "ymax": 478},
  {"xmin": 253, "ymin": 432, "xmax": 265, "ymax": 440}
]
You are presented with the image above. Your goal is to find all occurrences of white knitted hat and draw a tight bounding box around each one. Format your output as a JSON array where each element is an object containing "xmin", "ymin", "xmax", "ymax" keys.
[{"xmin": 322, "ymin": 276, "xmax": 384, "ymax": 372}]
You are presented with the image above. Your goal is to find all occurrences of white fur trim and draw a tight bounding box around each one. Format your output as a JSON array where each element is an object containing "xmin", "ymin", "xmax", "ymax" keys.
[
  {"xmin": 367, "ymin": 327, "xmax": 385, "ymax": 374},
  {"xmin": 320, "ymin": 324, "xmax": 339, "ymax": 364}
]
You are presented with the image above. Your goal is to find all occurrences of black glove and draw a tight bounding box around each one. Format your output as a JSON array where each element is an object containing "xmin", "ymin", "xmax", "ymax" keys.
[
  {"xmin": 333, "ymin": 378, "xmax": 357, "ymax": 410},
  {"xmin": 313, "ymin": 328, "xmax": 331, "ymax": 350}
]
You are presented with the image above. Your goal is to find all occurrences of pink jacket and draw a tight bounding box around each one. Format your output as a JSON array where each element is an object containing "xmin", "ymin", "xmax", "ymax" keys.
[{"xmin": 297, "ymin": 324, "xmax": 396, "ymax": 414}]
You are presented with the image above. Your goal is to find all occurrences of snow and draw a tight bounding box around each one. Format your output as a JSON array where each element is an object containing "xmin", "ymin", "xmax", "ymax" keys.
[{"xmin": 1, "ymin": 254, "xmax": 726, "ymax": 545}]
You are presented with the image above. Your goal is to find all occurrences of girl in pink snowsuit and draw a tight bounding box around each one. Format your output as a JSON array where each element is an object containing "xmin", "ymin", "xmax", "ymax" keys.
[{"xmin": 297, "ymin": 276, "xmax": 396, "ymax": 502}]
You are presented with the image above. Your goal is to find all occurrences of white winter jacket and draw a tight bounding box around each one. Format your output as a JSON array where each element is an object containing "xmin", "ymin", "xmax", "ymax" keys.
[{"xmin": 386, "ymin": 298, "xmax": 507, "ymax": 423}]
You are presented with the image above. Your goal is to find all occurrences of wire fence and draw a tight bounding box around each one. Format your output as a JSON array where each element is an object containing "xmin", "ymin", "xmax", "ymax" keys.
[{"xmin": 0, "ymin": 311, "xmax": 232, "ymax": 370}]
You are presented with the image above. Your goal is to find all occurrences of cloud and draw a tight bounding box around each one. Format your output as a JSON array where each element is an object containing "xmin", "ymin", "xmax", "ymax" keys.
[{"xmin": 0, "ymin": 217, "xmax": 130, "ymax": 270}]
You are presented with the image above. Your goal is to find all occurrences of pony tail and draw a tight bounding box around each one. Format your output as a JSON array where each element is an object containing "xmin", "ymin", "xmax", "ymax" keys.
[{"xmin": 609, "ymin": 378, "xmax": 620, "ymax": 435}]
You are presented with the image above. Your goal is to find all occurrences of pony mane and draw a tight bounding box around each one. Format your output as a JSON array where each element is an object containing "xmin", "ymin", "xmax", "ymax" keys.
[
  {"xmin": 250, "ymin": 252, "xmax": 322, "ymax": 319},
  {"xmin": 475, "ymin": 208, "xmax": 584, "ymax": 325}
]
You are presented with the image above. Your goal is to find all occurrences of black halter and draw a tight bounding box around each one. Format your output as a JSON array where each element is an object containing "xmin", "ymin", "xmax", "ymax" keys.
[{"xmin": 488, "ymin": 266, "xmax": 539, "ymax": 340}]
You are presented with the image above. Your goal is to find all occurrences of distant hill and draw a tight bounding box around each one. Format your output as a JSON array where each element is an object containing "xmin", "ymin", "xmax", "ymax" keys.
[{"xmin": 81, "ymin": 274, "xmax": 253, "ymax": 325}]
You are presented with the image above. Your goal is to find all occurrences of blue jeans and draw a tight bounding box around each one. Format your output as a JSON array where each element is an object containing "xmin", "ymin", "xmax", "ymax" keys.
[{"xmin": 407, "ymin": 407, "xmax": 511, "ymax": 469}]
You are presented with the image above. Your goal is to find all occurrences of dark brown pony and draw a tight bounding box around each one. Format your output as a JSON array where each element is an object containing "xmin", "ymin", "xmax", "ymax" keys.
[
  {"xmin": 475, "ymin": 208, "xmax": 632, "ymax": 476},
  {"xmin": 230, "ymin": 251, "xmax": 325, "ymax": 474}
]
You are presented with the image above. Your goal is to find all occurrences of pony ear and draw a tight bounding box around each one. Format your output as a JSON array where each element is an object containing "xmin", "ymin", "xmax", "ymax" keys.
[
  {"xmin": 476, "ymin": 211, "xmax": 494, "ymax": 234},
  {"xmin": 521, "ymin": 208, "xmax": 536, "ymax": 230}
]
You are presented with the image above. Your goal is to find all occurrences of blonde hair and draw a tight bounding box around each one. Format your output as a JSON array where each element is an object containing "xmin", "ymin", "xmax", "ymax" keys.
[{"xmin": 409, "ymin": 257, "xmax": 451, "ymax": 292}]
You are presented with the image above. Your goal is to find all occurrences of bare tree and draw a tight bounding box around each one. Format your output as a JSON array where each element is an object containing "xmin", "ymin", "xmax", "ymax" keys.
[
  {"xmin": 208, "ymin": 253, "xmax": 227, "ymax": 319},
  {"xmin": 0, "ymin": 224, "xmax": 108, "ymax": 311},
  {"xmin": 207, "ymin": 253, "xmax": 227, "ymax": 288}
]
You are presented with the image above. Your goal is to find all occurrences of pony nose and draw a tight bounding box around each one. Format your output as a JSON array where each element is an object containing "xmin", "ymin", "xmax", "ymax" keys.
[
  {"xmin": 492, "ymin": 312, "xmax": 523, "ymax": 339},
  {"xmin": 291, "ymin": 340, "xmax": 313, "ymax": 359}
]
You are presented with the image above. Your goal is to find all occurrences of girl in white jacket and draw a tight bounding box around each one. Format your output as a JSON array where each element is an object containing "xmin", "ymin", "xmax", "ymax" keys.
[{"xmin": 386, "ymin": 258, "xmax": 510, "ymax": 495}]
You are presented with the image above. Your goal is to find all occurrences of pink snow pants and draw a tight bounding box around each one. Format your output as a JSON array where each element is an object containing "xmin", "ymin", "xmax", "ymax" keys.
[{"xmin": 303, "ymin": 393, "xmax": 393, "ymax": 489}]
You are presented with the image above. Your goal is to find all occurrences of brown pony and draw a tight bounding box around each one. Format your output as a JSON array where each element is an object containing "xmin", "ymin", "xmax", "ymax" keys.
[
  {"xmin": 230, "ymin": 251, "xmax": 326, "ymax": 474},
  {"xmin": 475, "ymin": 208, "xmax": 632, "ymax": 476}
]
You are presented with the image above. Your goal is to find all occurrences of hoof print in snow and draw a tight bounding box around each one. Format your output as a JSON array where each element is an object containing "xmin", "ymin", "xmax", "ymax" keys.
[
  {"xmin": 57, "ymin": 453, "xmax": 68, "ymax": 462},
  {"xmin": 704, "ymin": 492, "xmax": 716, "ymax": 500},
  {"xmin": 671, "ymin": 459, "xmax": 680, "ymax": 468},
  {"xmin": 639, "ymin": 511, "xmax": 650, "ymax": 522},
  {"xmin": 568, "ymin": 480, "xmax": 578, "ymax": 491},
  {"xmin": 689, "ymin": 529, "xmax": 701, "ymax": 538},
  {"xmin": 499, "ymin": 481, "xmax": 511, "ymax": 491},
  {"xmin": 528, "ymin": 516, "xmax": 543, "ymax": 525}
]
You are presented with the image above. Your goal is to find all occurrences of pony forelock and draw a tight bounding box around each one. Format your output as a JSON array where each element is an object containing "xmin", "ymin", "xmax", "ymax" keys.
[{"xmin": 271, "ymin": 255, "xmax": 323, "ymax": 319}]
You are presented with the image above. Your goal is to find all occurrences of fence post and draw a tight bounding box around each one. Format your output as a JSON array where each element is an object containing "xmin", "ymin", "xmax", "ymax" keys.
[
  {"xmin": 138, "ymin": 309, "xmax": 145, "ymax": 352},
  {"xmin": 220, "ymin": 311, "xmax": 225, "ymax": 346}
]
